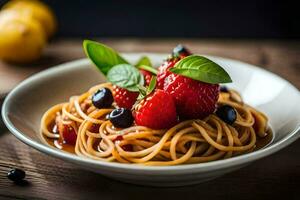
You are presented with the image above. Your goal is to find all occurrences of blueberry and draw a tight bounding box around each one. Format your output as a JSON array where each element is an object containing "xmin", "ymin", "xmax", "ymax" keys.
[
  {"xmin": 172, "ymin": 44, "xmax": 190, "ymax": 57},
  {"xmin": 7, "ymin": 168, "xmax": 26, "ymax": 182},
  {"xmin": 220, "ymin": 86, "xmax": 229, "ymax": 93},
  {"xmin": 109, "ymin": 108, "xmax": 134, "ymax": 128},
  {"xmin": 216, "ymin": 105, "xmax": 237, "ymax": 125},
  {"xmin": 92, "ymin": 88, "xmax": 113, "ymax": 109}
]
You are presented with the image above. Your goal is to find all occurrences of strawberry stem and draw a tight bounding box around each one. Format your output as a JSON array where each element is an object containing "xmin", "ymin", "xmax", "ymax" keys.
[{"xmin": 136, "ymin": 76, "xmax": 157, "ymax": 101}]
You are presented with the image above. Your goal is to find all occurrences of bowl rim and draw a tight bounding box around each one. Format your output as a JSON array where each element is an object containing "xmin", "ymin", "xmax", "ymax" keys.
[{"xmin": 2, "ymin": 54, "xmax": 300, "ymax": 173}]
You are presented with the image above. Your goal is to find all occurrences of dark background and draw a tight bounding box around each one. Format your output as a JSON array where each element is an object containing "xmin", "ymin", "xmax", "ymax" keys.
[{"xmin": 0, "ymin": 0, "xmax": 299, "ymax": 38}]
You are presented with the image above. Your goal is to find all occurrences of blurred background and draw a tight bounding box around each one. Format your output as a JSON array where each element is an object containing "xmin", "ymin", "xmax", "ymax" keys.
[
  {"xmin": 0, "ymin": 0, "xmax": 299, "ymax": 97},
  {"xmin": 1, "ymin": 0, "xmax": 299, "ymax": 38}
]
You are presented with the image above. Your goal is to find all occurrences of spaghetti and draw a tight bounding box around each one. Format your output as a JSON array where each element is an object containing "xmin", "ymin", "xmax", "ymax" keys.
[{"xmin": 40, "ymin": 83, "xmax": 271, "ymax": 166}]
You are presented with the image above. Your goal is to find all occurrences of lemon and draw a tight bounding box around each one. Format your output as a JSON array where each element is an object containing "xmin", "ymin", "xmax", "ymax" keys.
[
  {"xmin": 0, "ymin": 9, "xmax": 46, "ymax": 63},
  {"xmin": 3, "ymin": 0, "xmax": 57, "ymax": 38}
]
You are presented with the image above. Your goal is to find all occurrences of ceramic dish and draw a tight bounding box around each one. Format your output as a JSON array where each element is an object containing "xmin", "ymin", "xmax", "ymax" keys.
[{"xmin": 2, "ymin": 53, "xmax": 300, "ymax": 186}]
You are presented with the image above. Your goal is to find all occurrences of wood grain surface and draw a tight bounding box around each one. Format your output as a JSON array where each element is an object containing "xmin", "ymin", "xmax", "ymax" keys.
[{"xmin": 0, "ymin": 39, "xmax": 299, "ymax": 200}]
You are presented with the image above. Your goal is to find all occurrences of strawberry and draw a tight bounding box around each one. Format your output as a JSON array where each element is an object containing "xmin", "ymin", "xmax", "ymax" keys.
[
  {"xmin": 156, "ymin": 59, "xmax": 177, "ymax": 89},
  {"xmin": 164, "ymin": 74, "xmax": 220, "ymax": 119},
  {"xmin": 133, "ymin": 89, "xmax": 178, "ymax": 129},
  {"xmin": 113, "ymin": 85, "xmax": 139, "ymax": 109},
  {"xmin": 156, "ymin": 45, "xmax": 191, "ymax": 89},
  {"xmin": 113, "ymin": 69, "xmax": 154, "ymax": 109}
]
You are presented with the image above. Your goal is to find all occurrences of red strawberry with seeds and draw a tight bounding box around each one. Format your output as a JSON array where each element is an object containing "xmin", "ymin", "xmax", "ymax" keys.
[
  {"xmin": 113, "ymin": 85, "xmax": 139, "ymax": 109},
  {"xmin": 133, "ymin": 89, "xmax": 178, "ymax": 129},
  {"xmin": 156, "ymin": 59, "xmax": 177, "ymax": 89},
  {"xmin": 156, "ymin": 45, "xmax": 191, "ymax": 89},
  {"xmin": 164, "ymin": 74, "xmax": 220, "ymax": 119}
]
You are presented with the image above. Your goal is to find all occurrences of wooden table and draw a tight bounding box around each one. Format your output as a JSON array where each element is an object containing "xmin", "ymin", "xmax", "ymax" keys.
[{"xmin": 0, "ymin": 39, "xmax": 299, "ymax": 200}]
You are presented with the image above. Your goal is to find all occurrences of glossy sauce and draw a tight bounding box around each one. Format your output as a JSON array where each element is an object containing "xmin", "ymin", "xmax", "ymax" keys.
[
  {"xmin": 45, "ymin": 121, "xmax": 76, "ymax": 153},
  {"xmin": 45, "ymin": 137, "xmax": 76, "ymax": 154},
  {"xmin": 254, "ymin": 128, "xmax": 273, "ymax": 150}
]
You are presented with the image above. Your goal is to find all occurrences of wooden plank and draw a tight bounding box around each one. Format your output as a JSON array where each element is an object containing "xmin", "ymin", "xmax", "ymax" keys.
[{"xmin": 0, "ymin": 132, "xmax": 300, "ymax": 200}]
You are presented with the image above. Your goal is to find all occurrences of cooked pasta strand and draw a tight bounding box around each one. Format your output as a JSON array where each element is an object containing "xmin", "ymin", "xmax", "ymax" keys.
[{"xmin": 40, "ymin": 83, "xmax": 271, "ymax": 166}]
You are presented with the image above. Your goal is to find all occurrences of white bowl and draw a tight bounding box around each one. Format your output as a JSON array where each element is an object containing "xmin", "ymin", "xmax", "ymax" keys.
[{"xmin": 2, "ymin": 53, "xmax": 300, "ymax": 186}]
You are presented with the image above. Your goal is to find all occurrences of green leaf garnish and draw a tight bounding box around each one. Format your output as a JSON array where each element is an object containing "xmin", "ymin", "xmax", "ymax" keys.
[
  {"xmin": 137, "ymin": 76, "xmax": 157, "ymax": 100},
  {"xmin": 135, "ymin": 56, "xmax": 152, "ymax": 67},
  {"xmin": 83, "ymin": 40, "xmax": 128, "ymax": 75},
  {"xmin": 137, "ymin": 65, "xmax": 158, "ymax": 75},
  {"xmin": 147, "ymin": 76, "xmax": 157, "ymax": 94},
  {"xmin": 135, "ymin": 56, "xmax": 158, "ymax": 75},
  {"xmin": 107, "ymin": 64, "xmax": 144, "ymax": 92},
  {"xmin": 170, "ymin": 55, "xmax": 232, "ymax": 84}
]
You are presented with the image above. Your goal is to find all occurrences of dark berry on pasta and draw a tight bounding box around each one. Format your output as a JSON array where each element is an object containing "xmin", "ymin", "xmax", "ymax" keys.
[
  {"xmin": 109, "ymin": 108, "xmax": 134, "ymax": 128},
  {"xmin": 172, "ymin": 44, "xmax": 191, "ymax": 58},
  {"xmin": 216, "ymin": 105, "xmax": 237, "ymax": 125},
  {"xmin": 92, "ymin": 88, "xmax": 114, "ymax": 109},
  {"xmin": 220, "ymin": 86, "xmax": 229, "ymax": 93}
]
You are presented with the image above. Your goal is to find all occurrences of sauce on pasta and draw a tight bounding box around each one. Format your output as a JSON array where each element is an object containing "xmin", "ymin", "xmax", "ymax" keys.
[{"xmin": 40, "ymin": 83, "xmax": 272, "ymax": 166}]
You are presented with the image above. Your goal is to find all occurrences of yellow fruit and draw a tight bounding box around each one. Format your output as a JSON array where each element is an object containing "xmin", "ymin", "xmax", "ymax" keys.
[
  {"xmin": 0, "ymin": 10, "xmax": 46, "ymax": 63},
  {"xmin": 3, "ymin": 0, "xmax": 57, "ymax": 38}
]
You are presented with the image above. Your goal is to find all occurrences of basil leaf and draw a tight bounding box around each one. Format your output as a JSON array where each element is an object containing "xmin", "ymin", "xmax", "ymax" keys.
[
  {"xmin": 137, "ymin": 65, "xmax": 158, "ymax": 75},
  {"xmin": 170, "ymin": 55, "xmax": 232, "ymax": 84},
  {"xmin": 147, "ymin": 76, "xmax": 156, "ymax": 94},
  {"xmin": 136, "ymin": 56, "xmax": 152, "ymax": 67},
  {"xmin": 107, "ymin": 64, "xmax": 144, "ymax": 92},
  {"xmin": 83, "ymin": 40, "xmax": 128, "ymax": 75}
]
